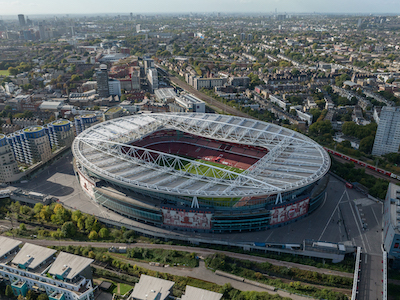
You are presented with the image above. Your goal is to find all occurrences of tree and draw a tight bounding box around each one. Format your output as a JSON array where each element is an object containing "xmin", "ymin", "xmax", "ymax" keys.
[
  {"xmin": 26, "ymin": 290, "xmax": 37, "ymax": 300},
  {"xmin": 85, "ymin": 215, "xmax": 96, "ymax": 231},
  {"xmin": 98, "ymin": 227, "xmax": 109, "ymax": 239},
  {"xmin": 39, "ymin": 205, "xmax": 52, "ymax": 221},
  {"xmin": 77, "ymin": 216, "xmax": 86, "ymax": 230},
  {"xmin": 5, "ymin": 285, "xmax": 13, "ymax": 297},
  {"xmin": 51, "ymin": 203, "xmax": 71, "ymax": 224},
  {"xmin": 19, "ymin": 223, "xmax": 26, "ymax": 231},
  {"xmin": 8, "ymin": 67, "xmax": 18, "ymax": 76},
  {"xmin": 88, "ymin": 230, "xmax": 98, "ymax": 240},
  {"xmin": 51, "ymin": 229, "xmax": 63, "ymax": 239},
  {"xmin": 71, "ymin": 74, "xmax": 81, "ymax": 81},
  {"xmin": 61, "ymin": 221, "xmax": 77, "ymax": 238},
  {"xmin": 359, "ymin": 136, "xmax": 375, "ymax": 154},
  {"xmin": 37, "ymin": 294, "xmax": 49, "ymax": 300},
  {"xmin": 71, "ymin": 210, "xmax": 82, "ymax": 223}
]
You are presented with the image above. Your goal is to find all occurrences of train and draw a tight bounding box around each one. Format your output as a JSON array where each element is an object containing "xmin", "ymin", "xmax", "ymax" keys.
[{"xmin": 324, "ymin": 148, "xmax": 400, "ymax": 181}]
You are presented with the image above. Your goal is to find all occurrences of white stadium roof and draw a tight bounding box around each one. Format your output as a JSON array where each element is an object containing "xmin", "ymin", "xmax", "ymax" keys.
[{"xmin": 73, "ymin": 113, "xmax": 330, "ymax": 198}]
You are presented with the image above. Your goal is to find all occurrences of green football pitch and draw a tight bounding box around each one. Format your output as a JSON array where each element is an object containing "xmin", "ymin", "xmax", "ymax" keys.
[{"xmin": 181, "ymin": 159, "xmax": 244, "ymax": 179}]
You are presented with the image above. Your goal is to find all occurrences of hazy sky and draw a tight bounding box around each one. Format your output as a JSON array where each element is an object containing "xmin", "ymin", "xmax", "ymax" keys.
[{"xmin": 1, "ymin": 0, "xmax": 399, "ymax": 16}]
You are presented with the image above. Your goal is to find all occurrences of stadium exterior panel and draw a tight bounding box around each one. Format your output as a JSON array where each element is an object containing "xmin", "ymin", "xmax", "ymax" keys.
[{"xmin": 73, "ymin": 113, "xmax": 330, "ymax": 233}]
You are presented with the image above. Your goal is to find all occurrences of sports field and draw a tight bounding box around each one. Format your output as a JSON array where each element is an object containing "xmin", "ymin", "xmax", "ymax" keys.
[
  {"xmin": 182, "ymin": 159, "xmax": 244, "ymax": 179},
  {"xmin": 0, "ymin": 70, "xmax": 9, "ymax": 76}
]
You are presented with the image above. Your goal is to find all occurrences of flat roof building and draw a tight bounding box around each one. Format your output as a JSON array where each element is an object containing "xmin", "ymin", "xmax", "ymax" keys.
[
  {"xmin": 172, "ymin": 94, "xmax": 205, "ymax": 113},
  {"xmin": 48, "ymin": 252, "xmax": 93, "ymax": 282},
  {"xmin": 154, "ymin": 88, "xmax": 176, "ymax": 103},
  {"xmin": 129, "ymin": 274, "xmax": 174, "ymax": 300},
  {"xmin": 0, "ymin": 236, "xmax": 22, "ymax": 259},
  {"xmin": 12, "ymin": 243, "xmax": 56, "ymax": 271},
  {"xmin": 181, "ymin": 286, "xmax": 222, "ymax": 300},
  {"xmin": 0, "ymin": 237, "xmax": 95, "ymax": 300}
]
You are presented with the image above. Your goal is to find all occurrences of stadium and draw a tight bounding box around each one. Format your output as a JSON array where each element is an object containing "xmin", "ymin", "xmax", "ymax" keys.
[{"xmin": 72, "ymin": 113, "xmax": 331, "ymax": 233}]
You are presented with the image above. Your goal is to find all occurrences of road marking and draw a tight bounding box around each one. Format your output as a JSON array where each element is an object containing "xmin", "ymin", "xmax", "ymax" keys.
[
  {"xmin": 349, "ymin": 195, "xmax": 368, "ymax": 251},
  {"xmin": 318, "ymin": 189, "xmax": 345, "ymax": 241},
  {"xmin": 371, "ymin": 207, "xmax": 380, "ymax": 227},
  {"xmin": 264, "ymin": 230, "xmax": 274, "ymax": 242}
]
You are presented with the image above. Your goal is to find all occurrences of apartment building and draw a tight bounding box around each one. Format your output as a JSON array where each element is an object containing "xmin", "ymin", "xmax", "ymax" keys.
[{"xmin": 0, "ymin": 237, "xmax": 94, "ymax": 300}]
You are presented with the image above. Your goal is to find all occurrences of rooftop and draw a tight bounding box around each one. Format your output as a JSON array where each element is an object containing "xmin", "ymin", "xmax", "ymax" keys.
[
  {"xmin": 12, "ymin": 243, "xmax": 56, "ymax": 271},
  {"xmin": 181, "ymin": 286, "xmax": 223, "ymax": 300},
  {"xmin": 129, "ymin": 274, "xmax": 174, "ymax": 300},
  {"xmin": 23, "ymin": 126, "xmax": 44, "ymax": 133},
  {"xmin": 52, "ymin": 120, "xmax": 70, "ymax": 126},
  {"xmin": 48, "ymin": 252, "xmax": 93, "ymax": 281},
  {"xmin": 73, "ymin": 113, "xmax": 330, "ymax": 199},
  {"xmin": 105, "ymin": 106, "xmax": 123, "ymax": 115},
  {"xmin": 0, "ymin": 237, "xmax": 22, "ymax": 259}
]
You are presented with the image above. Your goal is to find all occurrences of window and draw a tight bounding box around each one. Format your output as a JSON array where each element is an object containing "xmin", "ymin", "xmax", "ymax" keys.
[{"xmin": 395, "ymin": 243, "xmax": 399, "ymax": 249}]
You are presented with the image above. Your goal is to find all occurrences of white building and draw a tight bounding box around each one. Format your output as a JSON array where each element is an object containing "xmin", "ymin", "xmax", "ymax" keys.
[
  {"xmin": 372, "ymin": 106, "xmax": 400, "ymax": 156},
  {"xmin": 0, "ymin": 134, "xmax": 21, "ymax": 182},
  {"xmin": 172, "ymin": 94, "xmax": 205, "ymax": 113},
  {"xmin": 154, "ymin": 88, "xmax": 176, "ymax": 103},
  {"xmin": 147, "ymin": 68, "xmax": 158, "ymax": 92},
  {"xmin": 269, "ymin": 95, "xmax": 291, "ymax": 110},
  {"xmin": 129, "ymin": 275, "xmax": 174, "ymax": 300},
  {"xmin": 193, "ymin": 77, "xmax": 225, "ymax": 90}
]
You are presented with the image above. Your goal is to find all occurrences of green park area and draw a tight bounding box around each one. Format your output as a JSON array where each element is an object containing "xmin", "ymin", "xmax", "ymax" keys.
[{"xmin": 0, "ymin": 70, "xmax": 9, "ymax": 76}]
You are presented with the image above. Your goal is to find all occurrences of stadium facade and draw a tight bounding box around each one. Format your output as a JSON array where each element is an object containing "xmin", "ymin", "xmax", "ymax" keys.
[{"xmin": 72, "ymin": 113, "xmax": 330, "ymax": 233}]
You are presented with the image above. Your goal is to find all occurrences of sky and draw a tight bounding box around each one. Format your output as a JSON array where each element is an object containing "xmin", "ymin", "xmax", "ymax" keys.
[{"xmin": 1, "ymin": 0, "xmax": 399, "ymax": 16}]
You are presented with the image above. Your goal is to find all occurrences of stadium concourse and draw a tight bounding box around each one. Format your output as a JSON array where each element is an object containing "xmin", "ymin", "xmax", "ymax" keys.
[{"xmin": 72, "ymin": 113, "xmax": 331, "ymax": 233}]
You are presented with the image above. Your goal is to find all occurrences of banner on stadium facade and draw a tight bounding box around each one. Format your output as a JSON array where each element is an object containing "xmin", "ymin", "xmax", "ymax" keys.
[
  {"xmin": 161, "ymin": 207, "xmax": 212, "ymax": 229},
  {"xmin": 269, "ymin": 198, "xmax": 310, "ymax": 225},
  {"xmin": 78, "ymin": 170, "xmax": 95, "ymax": 199}
]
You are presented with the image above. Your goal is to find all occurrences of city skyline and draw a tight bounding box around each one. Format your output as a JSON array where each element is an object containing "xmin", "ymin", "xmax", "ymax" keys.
[{"xmin": 0, "ymin": 0, "xmax": 399, "ymax": 17}]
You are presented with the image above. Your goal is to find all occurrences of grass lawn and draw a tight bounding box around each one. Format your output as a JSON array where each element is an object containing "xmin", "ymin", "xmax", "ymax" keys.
[
  {"xmin": 109, "ymin": 282, "xmax": 134, "ymax": 295},
  {"xmin": 0, "ymin": 70, "xmax": 9, "ymax": 76},
  {"xmin": 119, "ymin": 283, "xmax": 134, "ymax": 295},
  {"xmin": 182, "ymin": 159, "xmax": 244, "ymax": 179}
]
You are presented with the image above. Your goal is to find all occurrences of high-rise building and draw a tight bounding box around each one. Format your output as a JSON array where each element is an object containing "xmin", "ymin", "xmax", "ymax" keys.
[
  {"xmin": 136, "ymin": 24, "xmax": 141, "ymax": 33},
  {"xmin": 0, "ymin": 135, "xmax": 20, "ymax": 182},
  {"xmin": 108, "ymin": 79, "xmax": 121, "ymax": 97},
  {"xmin": 96, "ymin": 64, "xmax": 110, "ymax": 98},
  {"xmin": 372, "ymin": 107, "xmax": 400, "ymax": 156},
  {"xmin": 38, "ymin": 22, "xmax": 46, "ymax": 40},
  {"xmin": 143, "ymin": 57, "xmax": 154, "ymax": 74},
  {"xmin": 147, "ymin": 68, "xmax": 158, "ymax": 92},
  {"xmin": 74, "ymin": 114, "xmax": 99, "ymax": 135},
  {"xmin": 47, "ymin": 119, "xmax": 75, "ymax": 149},
  {"xmin": 18, "ymin": 14, "xmax": 25, "ymax": 27},
  {"xmin": 7, "ymin": 126, "xmax": 52, "ymax": 165}
]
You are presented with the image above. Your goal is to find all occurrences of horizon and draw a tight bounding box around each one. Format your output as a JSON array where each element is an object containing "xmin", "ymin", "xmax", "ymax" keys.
[{"xmin": 0, "ymin": 0, "xmax": 399, "ymax": 18}]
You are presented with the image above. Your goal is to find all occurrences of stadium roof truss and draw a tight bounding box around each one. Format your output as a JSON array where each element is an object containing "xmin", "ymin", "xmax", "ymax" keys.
[{"xmin": 73, "ymin": 113, "xmax": 330, "ymax": 198}]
